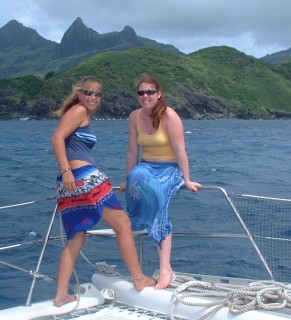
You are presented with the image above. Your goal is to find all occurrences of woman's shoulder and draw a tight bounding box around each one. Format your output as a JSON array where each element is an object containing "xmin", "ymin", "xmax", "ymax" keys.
[
  {"xmin": 129, "ymin": 108, "xmax": 140, "ymax": 120},
  {"xmin": 165, "ymin": 106, "xmax": 180, "ymax": 120},
  {"xmin": 163, "ymin": 107, "xmax": 182, "ymax": 130},
  {"xmin": 63, "ymin": 104, "xmax": 88, "ymax": 126},
  {"xmin": 66, "ymin": 104, "xmax": 88, "ymax": 118},
  {"xmin": 72, "ymin": 103, "xmax": 87, "ymax": 112},
  {"xmin": 130, "ymin": 108, "xmax": 141, "ymax": 115}
]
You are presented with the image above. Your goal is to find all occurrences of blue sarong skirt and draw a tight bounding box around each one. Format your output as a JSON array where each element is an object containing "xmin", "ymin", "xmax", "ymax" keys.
[{"xmin": 126, "ymin": 161, "xmax": 184, "ymax": 244}]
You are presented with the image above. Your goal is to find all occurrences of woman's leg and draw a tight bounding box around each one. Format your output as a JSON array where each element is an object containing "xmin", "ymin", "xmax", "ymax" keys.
[
  {"xmin": 155, "ymin": 233, "xmax": 173, "ymax": 289},
  {"xmin": 102, "ymin": 207, "xmax": 156, "ymax": 290},
  {"xmin": 54, "ymin": 232, "xmax": 86, "ymax": 306}
]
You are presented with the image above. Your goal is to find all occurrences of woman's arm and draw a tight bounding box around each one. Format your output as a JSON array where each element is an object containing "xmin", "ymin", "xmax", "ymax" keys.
[
  {"xmin": 120, "ymin": 111, "xmax": 139, "ymax": 192},
  {"xmin": 165, "ymin": 108, "xmax": 201, "ymax": 192},
  {"xmin": 51, "ymin": 105, "xmax": 87, "ymax": 191},
  {"xmin": 126, "ymin": 110, "xmax": 140, "ymax": 175}
]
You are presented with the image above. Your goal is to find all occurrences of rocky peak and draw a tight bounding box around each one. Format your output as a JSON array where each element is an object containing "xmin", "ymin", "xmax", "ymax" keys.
[
  {"xmin": 55, "ymin": 17, "xmax": 101, "ymax": 58},
  {"xmin": 120, "ymin": 26, "xmax": 142, "ymax": 46},
  {"xmin": 0, "ymin": 19, "xmax": 55, "ymax": 50}
]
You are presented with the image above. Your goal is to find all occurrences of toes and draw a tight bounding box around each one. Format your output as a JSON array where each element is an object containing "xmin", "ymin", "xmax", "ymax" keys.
[{"xmin": 155, "ymin": 272, "xmax": 174, "ymax": 290}]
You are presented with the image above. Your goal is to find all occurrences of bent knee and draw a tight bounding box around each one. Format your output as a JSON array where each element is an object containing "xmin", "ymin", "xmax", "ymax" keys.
[
  {"xmin": 104, "ymin": 209, "xmax": 132, "ymax": 232},
  {"xmin": 115, "ymin": 213, "xmax": 132, "ymax": 233}
]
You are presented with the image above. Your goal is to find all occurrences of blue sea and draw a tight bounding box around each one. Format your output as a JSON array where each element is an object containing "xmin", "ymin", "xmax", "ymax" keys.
[{"xmin": 0, "ymin": 119, "xmax": 291, "ymax": 310}]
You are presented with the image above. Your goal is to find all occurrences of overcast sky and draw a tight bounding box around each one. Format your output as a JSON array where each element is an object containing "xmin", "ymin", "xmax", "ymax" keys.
[{"xmin": 0, "ymin": 0, "xmax": 290, "ymax": 58}]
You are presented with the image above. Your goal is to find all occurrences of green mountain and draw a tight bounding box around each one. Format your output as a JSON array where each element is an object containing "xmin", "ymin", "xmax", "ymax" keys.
[
  {"xmin": 0, "ymin": 18, "xmax": 180, "ymax": 78},
  {"xmin": 270, "ymin": 60, "xmax": 291, "ymax": 81},
  {"xmin": 1, "ymin": 46, "xmax": 291, "ymax": 120},
  {"xmin": 261, "ymin": 47, "xmax": 291, "ymax": 64}
]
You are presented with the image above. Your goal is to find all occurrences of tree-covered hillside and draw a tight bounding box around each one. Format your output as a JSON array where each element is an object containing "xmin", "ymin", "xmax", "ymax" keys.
[{"xmin": 1, "ymin": 46, "xmax": 291, "ymax": 120}]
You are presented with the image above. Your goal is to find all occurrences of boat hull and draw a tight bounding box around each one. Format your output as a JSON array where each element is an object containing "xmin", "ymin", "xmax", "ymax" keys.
[{"xmin": 92, "ymin": 273, "xmax": 291, "ymax": 320}]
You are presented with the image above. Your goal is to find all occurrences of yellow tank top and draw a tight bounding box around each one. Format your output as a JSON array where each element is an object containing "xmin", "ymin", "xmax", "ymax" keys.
[{"xmin": 137, "ymin": 109, "xmax": 177, "ymax": 160}]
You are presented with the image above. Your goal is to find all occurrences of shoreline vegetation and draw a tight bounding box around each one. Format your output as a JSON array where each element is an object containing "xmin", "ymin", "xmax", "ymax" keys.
[
  {"xmin": 1, "ymin": 21, "xmax": 291, "ymax": 120},
  {"xmin": 1, "ymin": 46, "xmax": 291, "ymax": 120}
]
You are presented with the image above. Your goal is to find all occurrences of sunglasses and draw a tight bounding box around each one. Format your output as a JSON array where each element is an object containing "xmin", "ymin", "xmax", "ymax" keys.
[
  {"xmin": 137, "ymin": 90, "xmax": 157, "ymax": 96},
  {"xmin": 81, "ymin": 90, "xmax": 103, "ymax": 97}
]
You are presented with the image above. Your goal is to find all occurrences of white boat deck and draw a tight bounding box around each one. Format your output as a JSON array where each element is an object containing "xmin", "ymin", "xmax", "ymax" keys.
[{"xmin": 91, "ymin": 272, "xmax": 291, "ymax": 320}]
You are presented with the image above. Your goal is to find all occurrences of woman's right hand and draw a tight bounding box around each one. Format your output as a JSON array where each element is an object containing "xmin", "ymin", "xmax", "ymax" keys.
[{"xmin": 62, "ymin": 171, "xmax": 76, "ymax": 193}]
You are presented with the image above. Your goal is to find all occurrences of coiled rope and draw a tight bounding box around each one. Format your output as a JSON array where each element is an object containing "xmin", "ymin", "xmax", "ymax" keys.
[{"xmin": 169, "ymin": 275, "xmax": 291, "ymax": 320}]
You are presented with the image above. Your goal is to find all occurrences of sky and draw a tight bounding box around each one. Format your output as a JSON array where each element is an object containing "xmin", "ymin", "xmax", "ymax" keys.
[{"xmin": 0, "ymin": 0, "xmax": 290, "ymax": 58}]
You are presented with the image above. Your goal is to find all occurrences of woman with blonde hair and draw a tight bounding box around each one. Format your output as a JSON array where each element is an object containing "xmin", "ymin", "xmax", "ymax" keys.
[{"xmin": 52, "ymin": 76, "xmax": 156, "ymax": 307}]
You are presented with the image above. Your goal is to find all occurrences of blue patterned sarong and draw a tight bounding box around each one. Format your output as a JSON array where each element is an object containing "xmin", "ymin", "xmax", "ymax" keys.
[
  {"xmin": 126, "ymin": 161, "xmax": 184, "ymax": 244},
  {"xmin": 56, "ymin": 165, "xmax": 122, "ymax": 240}
]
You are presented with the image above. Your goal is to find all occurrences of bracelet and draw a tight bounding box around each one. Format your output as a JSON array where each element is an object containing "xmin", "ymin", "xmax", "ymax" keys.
[{"xmin": 61, "ymin": 168, "xmax": 71, "ymax": 175}]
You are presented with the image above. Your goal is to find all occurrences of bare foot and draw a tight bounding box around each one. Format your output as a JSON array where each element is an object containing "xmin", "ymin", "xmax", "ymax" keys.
[
  {"xmin": 53, "ymin": 294, "xmax": 77, "ymax": 307},
  {"xmin": 134, "ymin": 275, "xmax": 157, "ymax": 291},
  {"xmin": 155, "ymin": 269, "xmax": 174, "ymax": 290}
]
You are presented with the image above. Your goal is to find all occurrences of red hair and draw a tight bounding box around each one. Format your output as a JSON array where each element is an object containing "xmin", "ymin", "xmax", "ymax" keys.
[{"xmin": 137, "ymin": 75, "xmax": 167, "ymax": 129}]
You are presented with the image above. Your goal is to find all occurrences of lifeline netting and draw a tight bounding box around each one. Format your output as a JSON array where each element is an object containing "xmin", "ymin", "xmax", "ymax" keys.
[
  {"xmin": 228, "ymin": 191, "xmax": 291, "ymax": 283},
  {"xmin": 173, "ymin": 187, "xmax": 291, "ymax": 283}
]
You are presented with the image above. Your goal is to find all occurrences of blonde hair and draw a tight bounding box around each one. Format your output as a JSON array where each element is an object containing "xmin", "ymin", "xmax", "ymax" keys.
[
  {"xmin": 137, "ymin": 75, "xmax": 167, "ymax": 129},
  {"xmin": 54, "ymin": 76, "xmax": 103, "ymax": 117}
]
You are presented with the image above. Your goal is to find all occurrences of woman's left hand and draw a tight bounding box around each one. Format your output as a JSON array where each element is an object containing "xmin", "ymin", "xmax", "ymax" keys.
[
  {"xmin": 185, "ymin": 181, "xmax": 201, "ymax": 192},
  {"xmin": 119, "ymin": 181, "xmax": 126, "ymax": 193}
]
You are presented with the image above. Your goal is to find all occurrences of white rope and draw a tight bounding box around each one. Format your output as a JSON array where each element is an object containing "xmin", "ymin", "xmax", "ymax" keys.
[{"xmin": 169, "ymin": 276, "xmax": 291, "ymax": 320}]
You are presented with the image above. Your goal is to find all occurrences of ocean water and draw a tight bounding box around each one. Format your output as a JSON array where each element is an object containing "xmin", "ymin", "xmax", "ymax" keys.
[{"xmin": 0, "ymin": 119, "xmax": 291, "ymax": 310}]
